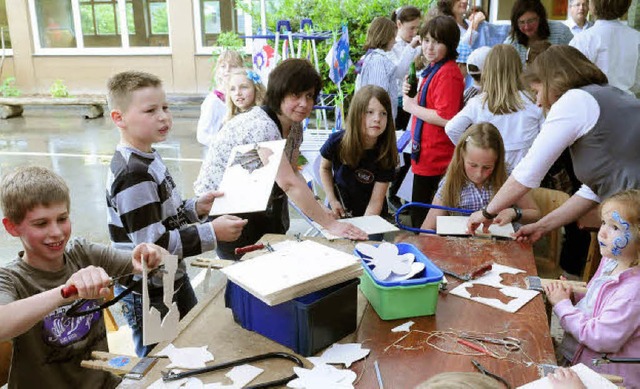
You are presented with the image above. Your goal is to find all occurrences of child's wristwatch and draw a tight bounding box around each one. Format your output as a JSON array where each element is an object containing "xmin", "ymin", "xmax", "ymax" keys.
[{"xmin": 481, "ymin": 206, "xmax": 497, "ymax": 220}]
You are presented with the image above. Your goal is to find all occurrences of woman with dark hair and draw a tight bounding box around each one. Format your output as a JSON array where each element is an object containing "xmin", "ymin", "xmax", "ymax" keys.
[
  {"xmin": 194, "ymin": 59, "xmax": 367, "ymax": 259},
  {"xmin": 504, "ymin": 0, "xmax": 573, "ymax": 64},
  {"xmin": 402, "ymin": 16, "xmax": 464, "ymax": 227},
  {"xmin": 467, "ymin": 46, "xmax": 640, "ymax": 246}
]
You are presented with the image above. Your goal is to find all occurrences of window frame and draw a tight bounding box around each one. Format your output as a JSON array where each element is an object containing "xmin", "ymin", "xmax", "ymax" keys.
[
  {"xmin": 28, "ymin": 0, "xmax": 171, "ymax": 55},
  {"xmin": 193, "ymin": 0, "xmax": 252, "ymax": 55}
]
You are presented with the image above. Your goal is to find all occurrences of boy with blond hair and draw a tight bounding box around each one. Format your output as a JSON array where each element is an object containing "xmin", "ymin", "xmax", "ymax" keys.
[
  {"xmin": 0, "ymin": 166, "xmax": 166, "ymax": 388},
  {"xmin": 106, "ymin": 70, "xmax": 247, "ymax": 356}
]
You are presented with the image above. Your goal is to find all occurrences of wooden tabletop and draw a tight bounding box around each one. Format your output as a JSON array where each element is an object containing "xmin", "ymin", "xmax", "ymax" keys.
[
  {"xmin": 120, "ymin": 233, "xmax": 555, "ymax": 388},
  {"xmin": 353, "ymin": 233, "xmax": 556, "ymax": 388}
]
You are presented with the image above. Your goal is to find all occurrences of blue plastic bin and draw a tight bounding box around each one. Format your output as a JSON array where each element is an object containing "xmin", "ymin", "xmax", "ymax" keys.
[
  {"xmin": 354, "ymin": 242, "xmax": 443, "ymax": 286},
  {"xmin": 225, "ymin": 278, "xmax": 359, "ymax": 356}
]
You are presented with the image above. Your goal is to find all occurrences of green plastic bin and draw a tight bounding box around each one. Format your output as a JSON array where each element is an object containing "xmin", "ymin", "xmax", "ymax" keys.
[{"xmin": 359, "ymin": 268, "xmax": 441, "ymax": 320}]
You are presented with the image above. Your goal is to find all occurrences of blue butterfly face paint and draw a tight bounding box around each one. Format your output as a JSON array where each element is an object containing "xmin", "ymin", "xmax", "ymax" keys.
[
  {"xmin": 611, "ymin": 211, "xmax": 631, "ymax": 256},
  {"xmin": 598, "ymin": 206, "xmax": 637, "ymax": 259}
]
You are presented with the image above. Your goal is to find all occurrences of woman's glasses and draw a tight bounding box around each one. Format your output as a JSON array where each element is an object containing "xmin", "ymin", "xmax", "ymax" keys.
[{"xmin": 518, "ymin": 17, "xmax": 539, "ymax": 27}]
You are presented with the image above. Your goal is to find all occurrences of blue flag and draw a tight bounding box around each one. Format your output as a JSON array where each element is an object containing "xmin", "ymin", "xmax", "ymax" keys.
[{"xmin": 325, "ymin": 26, "xmax": 352, "ymax": 85}]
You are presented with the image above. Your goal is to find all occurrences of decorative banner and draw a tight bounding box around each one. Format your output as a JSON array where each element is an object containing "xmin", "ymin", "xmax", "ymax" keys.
[
  {"xmin": 325, "ymin": 25, "xmax": 352, "ymax": 85},
  {"xmin": 252, "ymin": 38, "xmax": 275, "ymax": 85}
]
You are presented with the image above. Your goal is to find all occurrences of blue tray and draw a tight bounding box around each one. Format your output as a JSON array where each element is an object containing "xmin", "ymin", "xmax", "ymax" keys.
[{"xmin": 354, "ymin": 242, "xmax": 443, "ymax": 287}]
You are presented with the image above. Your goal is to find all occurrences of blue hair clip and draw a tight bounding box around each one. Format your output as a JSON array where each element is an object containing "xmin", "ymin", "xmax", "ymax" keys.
[{"xmin": 246, "ymin": 70, "xmax": 261, "ymax": 84}]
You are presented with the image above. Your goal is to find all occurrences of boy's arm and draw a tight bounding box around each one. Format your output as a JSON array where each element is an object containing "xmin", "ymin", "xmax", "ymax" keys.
[
  {"xmin": 112, "ymin": 171, "xmax": 217, "ymax": 257},
  {"xmin": 0, "ymin": 266, "xmax": 111, "ymax": 342}
]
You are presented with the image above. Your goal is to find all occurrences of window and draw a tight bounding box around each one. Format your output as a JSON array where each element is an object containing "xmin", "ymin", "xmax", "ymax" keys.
[
  {"xmin": 195, "ymin": 0, "xmax": 245, "ymax": 48},
  {"xmin": 0, "ymin": 0, "xmax": 11, "ymax": 49},
  {"xmin": 31, "ymin": 0, "xmax": 169, "ymax": 52}
]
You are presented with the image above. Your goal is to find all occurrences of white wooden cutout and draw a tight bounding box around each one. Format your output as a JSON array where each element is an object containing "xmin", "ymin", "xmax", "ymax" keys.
[
  {"xmin": 288, "ymin": 364, "xmax": 357, "ymax": 389},
  {"xmin": 391, "ymin": 321, "xmax": 415, "ymax": 332},
  {"xmin": 448, "ymin": 264, "xmax": 539, "ymax": 313},
  {"xmin": 156, "ymin": 343, "xmax": 214, "ymax": 369},
  {"xmin": 356, "ymin": 242, "xmax": 416, "ymax": 281},
  {"xmin": 312, "ymin": 343, "xmax": 371, "ymax": 368},
  {"xmin": 313, "ymin": 215, "xmax": 399, "ymax": 240},
  {"xmin": 517, "ymin": 363, "xmax": 617, "ymax": 389},
  {"xmin": 143, "ymin": 254, "xmax": 179, "ymax": 346},
  {"xmin": 437, "ymin": 215, "xmax": 515, "ymax": 239},
  {"xmin": 210, "ymin": 139, "xmax": 286, "ymax": 216}
]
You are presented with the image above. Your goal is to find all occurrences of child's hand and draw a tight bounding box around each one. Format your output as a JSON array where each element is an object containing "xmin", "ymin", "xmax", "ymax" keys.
[
  {"xmin": 329, "ymin": 200, "xmax": 346, "ymax": 219},
  {"xmin": 211, "ymin": 215, "xmax": 248, "ymax": 242},
  {"xmin": 132, "ymin": 243, "xmax": 169, "ymax": 273},
  {"xmin": 547, "ymin": 367, "xmax": 586, "ymax": 389},
  {"xmin": 64, "ymin": 266, "xmax": 111, "ymax": 300},
  {"xmin": 544, "ymin": 281, "xmax": 572, "ymax": 306},
  {"xmin": 326, "ymin": 220, "xmax": 368, "ymax": 240},
  {"xmin": 494, "ymin": 208, "xmax": 515, "ymax": 226},
  {"xmin": 467, "ymin": 210, "xmax": 493, "ymax": 235},
  {"xmin": 469, "ymin": 11, "xmax": 486, "ymax": 30},
  {"xmin": 196, "ymin": 191, "xmax": 224, "ymax": 217},
  {"xmin": 410, "ymin": 35, "xmax": 421, "ymax": 48}
]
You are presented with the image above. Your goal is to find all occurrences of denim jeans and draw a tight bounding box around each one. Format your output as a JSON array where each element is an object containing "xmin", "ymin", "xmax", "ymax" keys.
[{"xmin": 116, "ymin": 275, "xmax": 198, "ymax": 357}]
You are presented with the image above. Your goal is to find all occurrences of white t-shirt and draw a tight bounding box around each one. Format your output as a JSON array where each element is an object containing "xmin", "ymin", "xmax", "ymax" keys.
[
  {"xmin": 445, "ymin": 91, "xmax": 544, "ymax": 170},
  {"xmin": 570, "ymin": 19, "xmax": 640, "ymax": 95}
]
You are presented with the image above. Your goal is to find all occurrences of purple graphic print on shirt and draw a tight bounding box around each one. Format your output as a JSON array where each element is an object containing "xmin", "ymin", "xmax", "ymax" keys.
[{"xmin": 42, "ymin": 300, "xmax": 101, "ymax": 347}]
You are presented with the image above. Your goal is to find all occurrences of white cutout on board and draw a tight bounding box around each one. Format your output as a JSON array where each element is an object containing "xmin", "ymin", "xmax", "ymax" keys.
[
  {"xmin": 313, "ymin": 215, "xmax": 399, "ymax": 240},
  {"xmin": 156, "ymin": 344, "xmax": 214, "ymax": 369},
  {"xmin": 356, "ymin": 242, "xmax": 416, "ymax": 281},
  {"xmin": 437, "ymin": 215, "xmax": 515, "ymax": 239},
  {"xmin": 517, "ymin": 363, "xmax": 617, "ymax": 389},
  {"xmin": 143, "ymin": 254, "xmax": 179, "ymax": 346},
  {"xmin": 391, "ymin": 321, "xmax": 415, "ymax": 333},
  {"xmin": 448, "ymin": 264, "xmax": 539, "ymax": 313},
  {"xmin": 287, "ymin": 364, "xmax": 357, "ymax": 389},
  {"xmin": 312, "ymin": 343, "xmax": 371, "ymax": 368},
  {"xmin": 210, "ymin": 139, "xmax": 286, "ymax": 216}
]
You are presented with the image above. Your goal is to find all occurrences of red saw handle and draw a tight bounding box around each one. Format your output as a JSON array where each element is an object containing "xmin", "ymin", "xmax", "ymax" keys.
[
  {"xmin": 61, "ymin": 285, "xmax": 78, "ymax": 298},
  {"xmin": 469, "ymin": 263, "xmax": 493, "ymax": 280},
  {"xmin": 234, "ymin": 243, "xmax": 265, "ymax": 255}
]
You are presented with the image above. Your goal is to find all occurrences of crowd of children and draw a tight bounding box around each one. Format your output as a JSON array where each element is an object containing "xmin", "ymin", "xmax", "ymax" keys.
[{"xmin": 1, "ymin": 0, "xmax": 640, "ymax": 387}]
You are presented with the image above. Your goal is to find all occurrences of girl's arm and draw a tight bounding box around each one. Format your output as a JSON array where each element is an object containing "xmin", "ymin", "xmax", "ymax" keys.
[
  {"xmin": 444, "ymin": 100, "xmax": 477, "ymax": 144},
  {"xmin": 420, "ymin": 195, "xmax": 447, "ymax": 232},
  {"xmin": 319, "ymin": 157, "xmax": 344, "ymax": 218},
  {"xmin": 553, "ymin": 291, "xmax": 640, "ymax": 354},
  {"xmin": 402, "ymin": 95, "xmax": 449, "ymax": 127},
  {"xmin": 494, "ymin": 191, "xmax": 541, "ymax": 226},
  {"xmin": 364, "ymin": 182, "xmax": 390, "ymax": 216}
]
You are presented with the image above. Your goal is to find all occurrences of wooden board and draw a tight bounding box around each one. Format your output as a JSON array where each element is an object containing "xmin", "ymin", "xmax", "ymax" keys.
[{"xmin": 437, "ymin": 215, "xmax": 515, "ymax": 239}]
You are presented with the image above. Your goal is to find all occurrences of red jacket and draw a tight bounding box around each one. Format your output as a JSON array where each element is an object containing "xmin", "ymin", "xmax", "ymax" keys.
[{"xmin": 410, "ymin": 60, "xmax": 464, "ymax": 176}]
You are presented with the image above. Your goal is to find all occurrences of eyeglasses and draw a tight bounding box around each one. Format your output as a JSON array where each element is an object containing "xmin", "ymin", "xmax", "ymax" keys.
[{"xmin": 518, "ymin": 17, "xmax": 539, "ymax": 27}]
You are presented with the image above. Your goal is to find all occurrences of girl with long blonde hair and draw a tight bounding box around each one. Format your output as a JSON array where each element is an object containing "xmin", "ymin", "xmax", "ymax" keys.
[
  {"xmin": 224, "ymin": 68, "xmax": 266, "ymax": 122},
  {"xmin": 445, "ymin": 44, "xmax": 543, "ymax": 170},
  {"xmin": 421, "ymin": 123, "xmax": 539, "ymax": 231}
]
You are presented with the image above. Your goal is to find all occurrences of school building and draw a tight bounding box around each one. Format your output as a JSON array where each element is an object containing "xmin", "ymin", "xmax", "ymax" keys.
[{"xmin": 0, "ymin": 0, "xmax": 638, "ymax": 95}]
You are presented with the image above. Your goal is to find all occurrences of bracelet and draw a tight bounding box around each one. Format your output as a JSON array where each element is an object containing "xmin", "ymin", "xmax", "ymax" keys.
[
  {"xmin": 481, "ymin": 206, "xmax": 497, "ymax": 220},
  {"xmin": 512, "ymin": 206, "xmax": 523, "ymax": 222}
]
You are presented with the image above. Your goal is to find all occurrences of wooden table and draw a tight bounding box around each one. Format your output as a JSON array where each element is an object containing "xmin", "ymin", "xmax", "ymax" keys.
[{"xmin": 120, "ymin": 233, "xmax": 555, "ymax": 388}]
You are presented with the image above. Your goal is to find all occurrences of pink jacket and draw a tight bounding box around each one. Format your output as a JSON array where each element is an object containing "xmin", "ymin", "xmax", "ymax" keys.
[{"xmin": 554, "ymin": 258, "xmax": 640, "ymax": 388}]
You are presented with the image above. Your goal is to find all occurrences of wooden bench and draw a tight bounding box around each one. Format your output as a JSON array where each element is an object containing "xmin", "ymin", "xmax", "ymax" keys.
[{"xmin": 0, "ymin": 96, "xmax": 107, "ymax": 119}]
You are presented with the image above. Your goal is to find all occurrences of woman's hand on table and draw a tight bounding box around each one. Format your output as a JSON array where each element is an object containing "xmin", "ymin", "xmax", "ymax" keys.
[
  {"xmin": 327, "ymin": 220, "xmax": 368, "ymax": 241},
  {"xmin": 466, "ymin": 210, "xmax": 493, "ymax": 235},
  {"xmin": 513, "ymin": 221, "xmax": 547, "ymax": 243}
]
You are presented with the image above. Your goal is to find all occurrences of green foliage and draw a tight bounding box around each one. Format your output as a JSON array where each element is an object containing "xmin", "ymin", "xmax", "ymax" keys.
[
  {"xmin": 238, "ymin": 0, "xmax": 434, "ymax": 107},
  {"xmin": 0, "ymin": 77, "xmax": 20, "ymax": 97},
  {"xmin": 215, "ymin": 31, "xmax": 245, "ymax": 51},
  {"xmin": 50, "ymin": 80, "xmax": 70, "ymax": 98}
]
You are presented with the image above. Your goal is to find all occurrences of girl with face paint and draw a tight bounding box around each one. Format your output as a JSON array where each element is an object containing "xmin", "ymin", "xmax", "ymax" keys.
[{"xmin": 544, "ymin": 189, "xmax": 640, "ymax": 387}]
